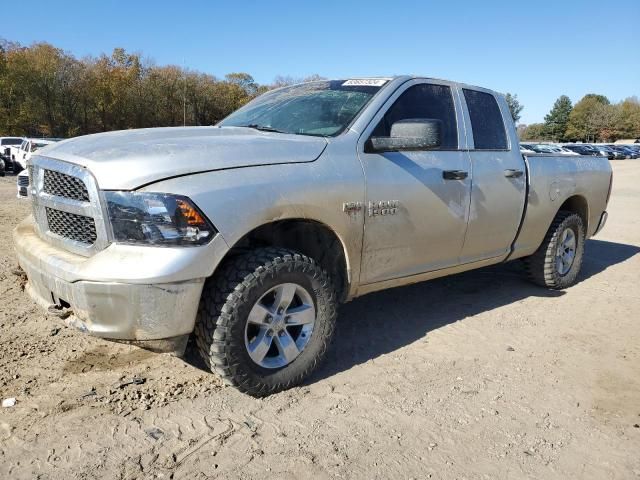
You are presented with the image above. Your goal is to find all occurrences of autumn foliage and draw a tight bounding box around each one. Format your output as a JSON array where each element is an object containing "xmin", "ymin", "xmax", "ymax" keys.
[{"xmin": 0, "ymin": 40, "xmax": 272, "ymax": 137}]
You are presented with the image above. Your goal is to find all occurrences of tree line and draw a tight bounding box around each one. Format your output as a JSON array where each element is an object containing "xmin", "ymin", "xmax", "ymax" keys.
[
  {"xmin": 2, "ymin": 39, "xmax": 638, "ymax": 142},
  {"xmin": 518, "ymin": 93, "xmax": 640, "ymax": 143},
  {"xmin": 0, "ymin": 39, "xmax": 324, "ymax": 138}
]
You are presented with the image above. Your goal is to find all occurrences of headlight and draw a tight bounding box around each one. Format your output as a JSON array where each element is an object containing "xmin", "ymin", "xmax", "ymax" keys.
[{"xmin": 104, "ymin": 192, "xmax": 216, "ymax": 246}]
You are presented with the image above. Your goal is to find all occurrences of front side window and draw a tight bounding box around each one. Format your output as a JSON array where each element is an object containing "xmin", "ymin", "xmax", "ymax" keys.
[
  {"xmin": 220, "ymin": 80, "xmax": 383, "ymax": 137},
  {"xmin": 463, "ymin": 89, "xmax": 508, "ymax": 150},
  {"xmin": 371, "ymin": 83, "xmax": 458, "ymax": 149}
]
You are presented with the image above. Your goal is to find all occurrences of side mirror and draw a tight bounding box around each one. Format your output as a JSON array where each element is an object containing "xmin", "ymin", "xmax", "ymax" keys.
[{"xmin": 366, "ymin": 118, "xmax": 442, "ymax": 153}]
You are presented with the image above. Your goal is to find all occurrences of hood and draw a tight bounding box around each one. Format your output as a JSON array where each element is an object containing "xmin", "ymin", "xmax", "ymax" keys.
[{"xmin": 38, "ymin": 126, "xmax": 328, "ymax": 190}]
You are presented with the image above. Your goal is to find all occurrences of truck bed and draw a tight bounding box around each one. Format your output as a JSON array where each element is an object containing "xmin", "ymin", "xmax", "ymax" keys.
[{"xmin": 511, "ymin": 154, "xmax": 612, "ymax": 259}]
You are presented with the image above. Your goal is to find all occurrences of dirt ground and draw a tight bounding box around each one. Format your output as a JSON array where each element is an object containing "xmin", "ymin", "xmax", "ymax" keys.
[{"xmin": 0, "ymin": 161, "xmax": 639, "ymax": 480}]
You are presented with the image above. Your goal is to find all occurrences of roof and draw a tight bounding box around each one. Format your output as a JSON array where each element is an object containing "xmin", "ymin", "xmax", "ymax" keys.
[{"xmin": 329, "ymin": 76, "xmax": 493, "ymax": 93}]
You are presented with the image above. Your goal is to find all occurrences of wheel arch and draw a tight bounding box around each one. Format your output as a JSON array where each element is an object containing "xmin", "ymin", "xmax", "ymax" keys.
[
  {"xmin": 216, "ymin": 219, "xmax": 352, "ymax": 302},
  {"xmin": 557, "ymin": 194, "xmax": 589, "ymax": 232}
]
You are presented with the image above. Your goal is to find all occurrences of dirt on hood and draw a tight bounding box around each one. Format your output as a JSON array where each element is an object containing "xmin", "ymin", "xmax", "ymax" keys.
[{"xmin": 37, "ymin": 126, "xmax": 328, "ymax": 190}]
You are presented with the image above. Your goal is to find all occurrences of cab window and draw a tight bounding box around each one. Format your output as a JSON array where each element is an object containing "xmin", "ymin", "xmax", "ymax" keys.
[
  {"xmin": 463, "ymin": 89, "xmax": 508, "ymax": 150},
  {"xmin": 371, "ymin": 83, "xmax": 458, "ymax": 149}
]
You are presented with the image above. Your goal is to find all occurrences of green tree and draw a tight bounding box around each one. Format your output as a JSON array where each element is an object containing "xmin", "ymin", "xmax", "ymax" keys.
[
  {"xmin": 588, "ymin": 102, "xmax": 620, "ymax": 142},
  {"xmin": 505, "ymin": 93, "xmax": 523, "ymax": 123},
  {"xmin": 519, "ymin": 123, "xmax": 545, "ymax": 141},
  {"xmin": 617, "ymin": 97, "xmax": 640, "ymax": 139},
  {"xmin": 225, "ymin": 73, "xmax": 258, "ymax": 96},
  {"xmin": 543, "ymin": 95, "xmax": 572, "ymax": 141},
  {"xmin": 565, "ymin": 94, "xmax": 611, "ymax": 141}
]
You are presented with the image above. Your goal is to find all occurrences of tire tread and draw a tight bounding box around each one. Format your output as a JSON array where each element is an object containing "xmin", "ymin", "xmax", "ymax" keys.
[
  {"xmin": 195, "ymin": 247, "xmax": 337, "ymax": 397},
  {"xmin": 523, "ymin": 210, "xmax": 585, "ymax": 289}
]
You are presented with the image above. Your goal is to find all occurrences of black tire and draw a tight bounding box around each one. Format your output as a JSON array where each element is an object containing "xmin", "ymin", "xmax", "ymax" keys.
[
  {"xmin": 195, "ymin": 247, "xmax": 337, "ymax": 397},
  {"xmin": 524, "ymin": 210, "xmax": 585, "ymax": 289}
]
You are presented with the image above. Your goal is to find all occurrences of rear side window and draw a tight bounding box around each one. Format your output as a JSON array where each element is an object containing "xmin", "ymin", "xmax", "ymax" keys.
[
  {"xmin": 372, "ymin": 83, "xmax": 458, "ymax": 149},
  {"xmin": 463, "ymin": 89, "xmax": 508, "ymax": 150}
]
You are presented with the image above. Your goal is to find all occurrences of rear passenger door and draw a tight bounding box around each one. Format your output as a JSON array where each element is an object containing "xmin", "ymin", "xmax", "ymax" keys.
[{"xmin": 459, "ymin": 88, "xmax": 527, "ymax": 263}]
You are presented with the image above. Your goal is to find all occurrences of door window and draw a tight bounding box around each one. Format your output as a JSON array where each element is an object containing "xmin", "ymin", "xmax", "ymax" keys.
[
  {"xmin": 372, "ymin": 83, "xmax": 458, "ymax": 149},
  {"xmin": 462, "ymin": 89, "xmax": 508, "ymax": 150}
]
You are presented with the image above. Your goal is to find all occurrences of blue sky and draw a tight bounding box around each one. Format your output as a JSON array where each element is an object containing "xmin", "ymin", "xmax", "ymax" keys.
[{"xmin": 3, "ymin": 0, "xmax": 638, "ymax": 124}]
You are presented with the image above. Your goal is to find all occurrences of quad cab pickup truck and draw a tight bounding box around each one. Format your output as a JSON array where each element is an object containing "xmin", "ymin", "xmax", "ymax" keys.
[{"xmin": 14, "ymin": 77, "xmax": 612, "ymax": 396}]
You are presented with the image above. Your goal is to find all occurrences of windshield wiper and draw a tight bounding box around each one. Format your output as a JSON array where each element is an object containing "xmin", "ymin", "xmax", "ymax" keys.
[{"xmin": 240, "ymin": 124, "xmax": 286, "ymax": 133}]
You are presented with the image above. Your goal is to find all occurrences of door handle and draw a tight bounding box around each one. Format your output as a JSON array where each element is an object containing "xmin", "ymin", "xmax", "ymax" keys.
[
  {"xmin": 442, "ymin": 170, "xmax": 468, "ymax": 180},
  {"xmin": 504, "ymin": 169, "xmax": 524, "ymax": 178}
]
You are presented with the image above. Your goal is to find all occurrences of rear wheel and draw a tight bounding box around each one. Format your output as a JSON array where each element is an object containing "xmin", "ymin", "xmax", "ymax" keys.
[
  {"xmin": 524, "ymin": 210, "xmax": 585, "ymax": 289},
  {"xmin": 195, "ymin": 247, "xmax": 337, "ymax": 397}
]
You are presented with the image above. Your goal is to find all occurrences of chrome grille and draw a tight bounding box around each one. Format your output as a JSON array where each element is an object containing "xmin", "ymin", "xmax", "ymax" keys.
[
  {"xmin": 45, "ymin": 208, "xmax": 97, "ymax": 245},
  {"xmin": 30, "ymin": 156, "xmax": 109, "ymax": 256},
  {"xmin": 43, "ymin": 169, "xmax": 90, "ymax": 202}
]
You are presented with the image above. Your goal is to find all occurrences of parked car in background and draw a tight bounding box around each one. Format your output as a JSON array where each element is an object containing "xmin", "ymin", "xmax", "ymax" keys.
[
  {"xmin": 14, "ymin": 76, "xmax": 613, "ymax": 396},
  {"xmin": 522, "ymin": 143, "xmax": 576, "ymax": 155},
  {"xmin": 0, "ymin": 137, "xmax": 24, "ymax": 172},
  {"xmin": 523, "ymin": 143, "xmax": 554, "ymax": 154},
  {"xmin": 607, "ymin": 146, "xmax": 627, "ymax": 159},
  {"xmin": 12, "ymin": 138, "xmax": 60, "ymax": 172},
  {"xmin": 563, "ymin": 144, "xmax": 599, "ymax": 156},
  {"xmin": 591, "ymin": 145, "xmax": 616, "ymax": 160},
  {"xmin": 559, "ymin": 146, "xmax": 579, "ymax": 155},
  {"xmin": 14, "ymin": 138, "xmax": 62, "ymax": 196},
  {"xmin": 7, "ymin": 145, "xmax": 24, "ymax": 170},
  {"xmin": 609, "ymin": 145, "xmax": 639, "ymax": 159},
  {"xmin": 604, "ymin": 146, "xmax": 627, "ymax": 160},
  {"xmin": 589, "ymin": 146, "xmax": 611, "ymax": 158}
]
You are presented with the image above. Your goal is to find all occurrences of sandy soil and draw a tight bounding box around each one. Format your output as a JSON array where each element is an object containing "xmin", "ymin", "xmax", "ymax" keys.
[{"xmin": 0, "ymin": 162, "xmax": 639, "ymax": 479}]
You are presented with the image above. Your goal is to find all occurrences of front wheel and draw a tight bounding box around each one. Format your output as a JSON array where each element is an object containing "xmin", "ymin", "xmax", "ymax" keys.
[
  {"xmin": 195, "ymin": 247, "xmax": 337, "ymax": 397},
  {"xmin": 524, "ymin": 210, "xmax": 585, "ymax": 289}
]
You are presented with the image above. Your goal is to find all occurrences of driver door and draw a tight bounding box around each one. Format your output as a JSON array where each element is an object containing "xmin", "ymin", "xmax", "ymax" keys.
[{"xmin": 357, "ymin": 80, "xmax": 472, "ymax": 284}]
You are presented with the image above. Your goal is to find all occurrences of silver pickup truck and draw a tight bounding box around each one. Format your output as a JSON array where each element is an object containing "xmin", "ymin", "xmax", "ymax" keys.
[{"xmin": 14, "ymin": 76, "xmax": 612, "ymax": 396}]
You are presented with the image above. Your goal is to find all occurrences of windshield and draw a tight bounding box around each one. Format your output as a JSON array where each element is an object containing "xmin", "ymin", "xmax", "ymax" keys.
[
  {"xmin": 1, "ymin": 138, "xmax": 22, "ymax": 146},
  {"xmin": 219, "ymin": 80, "xmax": 384, "ymax": 136}
]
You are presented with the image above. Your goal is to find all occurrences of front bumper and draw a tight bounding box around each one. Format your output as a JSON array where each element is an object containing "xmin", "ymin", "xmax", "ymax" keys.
[{"xmin": 14, "ymin": 216, "xmax": 229, "ymax": 341}]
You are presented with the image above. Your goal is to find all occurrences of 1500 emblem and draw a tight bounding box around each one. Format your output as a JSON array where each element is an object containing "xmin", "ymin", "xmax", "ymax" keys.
[
  {"xmin": 368, "ymin": 200, "xmax": 399, "ymax": 217},
  {"xmin": 343, "ymin": 200, "xmax": 399, "ymax": 217}
]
